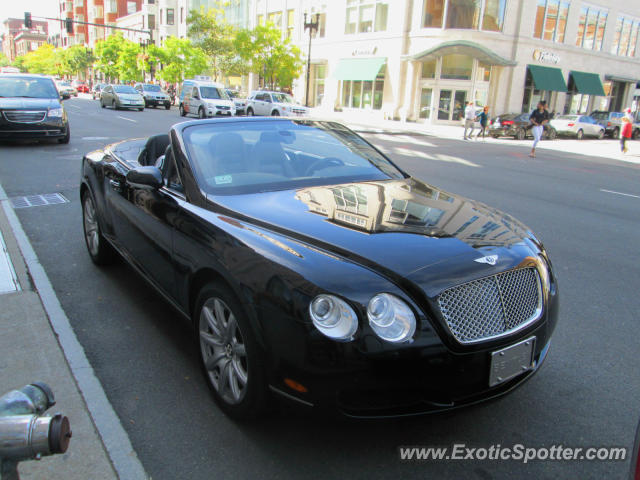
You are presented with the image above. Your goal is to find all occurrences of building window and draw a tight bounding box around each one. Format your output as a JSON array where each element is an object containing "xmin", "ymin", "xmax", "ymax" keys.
[
  {"xmin": 93, "ymin": 6, "xmax": 103, "ymax": 19},
  {"xmin": 286, "ymin": 9, "xmax": 294, "ymax": 39},
  {"xmin": 313, "ymin": 65, "xmax": 326, "ymax": 106},
  {"xmin": 312, "ymin": 12, "xmax": 327, "ymax": 38},
  {"xmin": 127, "ymin": 1, "xmax": 136, "ymax": 15},
  {"xmin": 612, "ymin": 15, "xmax": 640, "ymax": 57},
  {"xmin": 424, "ymin": 0, "xmax": 505, "ymax": 31},
  {"xmin": 477, "ymin": 62, "xmax": 491, "ymax": 82},
  {"xmin": 267, "ymin": 11, "xmax": 282, "ymax": 29},
  {"xmin": 345, "ymin": 0, "xmax": 388, "ymax": 34},
  {"xmin": 576, "ymin": 5, "xmax": 608, "ymax": 50},
  {"xmin": 421, "ymin": 59, "xmax": 437, "ymax": 78},
  {"xmin": 148, "ymin": 14, "xmax": 155, "ymax": 29},
  {"xmin": 167, "ymin": 8, "xmax": 174, "ymax": 25},
  {"xmin": 160, "ymin": 9, "xmax": 163, "ymax": 24},
  {"xmin": 106, "ymin": 0, "xmax": 117, "ymax": 14},
  {"xmin": 533, "ymin": 0, "xmax": 569, "ymax": 42},
  {"xmin": 180, "ymin": 7, "xmax": 184, "ymax": 24},
  {"xmin": 441, "ymin": 54, "xmax": 472, "ymax": 80},
  {"xmin": 340, "ymin": 66, "xmax": 386, "ymax": 109}
]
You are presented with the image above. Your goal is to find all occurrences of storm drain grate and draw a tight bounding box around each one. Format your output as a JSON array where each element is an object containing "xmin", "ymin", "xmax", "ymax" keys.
[{"xmin": 11, "ymin": 193, "xmax": 69, "ymax": 209}]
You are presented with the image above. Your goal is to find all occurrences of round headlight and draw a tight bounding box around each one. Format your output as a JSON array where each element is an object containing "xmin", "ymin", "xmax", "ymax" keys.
[
  {"xmin": 367, "ymin": 294, "xmax": 416, "ymax": 343},
  {"xmin": 309, "ymin": 294, "xmax": 358, "ymax": 341}
]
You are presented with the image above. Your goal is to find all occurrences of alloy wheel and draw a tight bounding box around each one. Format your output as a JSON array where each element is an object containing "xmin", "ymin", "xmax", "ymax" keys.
[
  {"xmin": 83, "ymin": 194, "xmax": 100, "ymax": 257},
  {"xmin": 199, "ymin": 297, "xmax": 248, "ymax": 405}
]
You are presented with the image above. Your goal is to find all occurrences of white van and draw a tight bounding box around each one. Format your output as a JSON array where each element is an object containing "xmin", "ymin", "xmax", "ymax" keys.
[{"xmin": 179, "ymin": 80, "xmax": 236, "ymax": 118}]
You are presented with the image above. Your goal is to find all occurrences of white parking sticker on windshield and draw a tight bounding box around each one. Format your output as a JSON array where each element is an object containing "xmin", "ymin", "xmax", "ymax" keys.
[{"xmin": 214, "ymin": 175, "xmax": 232, "ymax": 185}]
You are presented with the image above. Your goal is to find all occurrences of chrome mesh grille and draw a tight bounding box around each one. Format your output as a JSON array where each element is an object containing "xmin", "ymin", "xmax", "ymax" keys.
[
  {"xmin": 3, "ymin": 111, "xmax": 47, "ymax": 123},
  {"xmin": 437, "ymin": 267, "xmax": 542, "ymax": 343}
]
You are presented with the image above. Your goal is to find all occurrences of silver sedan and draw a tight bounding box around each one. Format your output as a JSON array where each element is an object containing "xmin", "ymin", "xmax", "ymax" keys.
[
  {"xmin": 100, "ymin": 84, "xmax": 145, "ymax": 111},
  {"xmin": 550, "ymin": 114, "xmax": 605, "ymax": 140}
]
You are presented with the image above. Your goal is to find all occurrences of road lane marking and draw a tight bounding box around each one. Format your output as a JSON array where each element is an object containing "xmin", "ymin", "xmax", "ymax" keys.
[
  {"xmin": 67, "ymin": 104, "xmax": 81, "ymax": 109},
  {"xmin": 117, "ymin": 115, "xmax": 137, "ymax": 123},
  {"xmin": 81, "ymin": 136, "xmax": 109, "ymax": 141},
  {"xmin": 600, "ymin": 189, "xmax": 640, "ymax": 199}
]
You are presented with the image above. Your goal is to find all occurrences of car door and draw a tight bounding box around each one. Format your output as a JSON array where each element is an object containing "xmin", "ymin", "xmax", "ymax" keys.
[
  {"xmin": 102, "ymin": 86, "xmax": 112, "ymax": 105},
  {"xmin": 103, "ymin": 150, "xmax": 181, "ymax": 298},
  {"xmin": 190, "ymin": 87, "xmax": 201, "ymax": 116},
  {"xmin": 253, "ymin": 93, "xmax": 265, "ymax": 115},
  {"xmin": 262, "ymin": 93, "xmax": 273, "ymax": 115}
]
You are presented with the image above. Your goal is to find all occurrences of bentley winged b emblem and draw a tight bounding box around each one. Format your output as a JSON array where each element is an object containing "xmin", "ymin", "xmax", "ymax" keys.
[{"xmin": 474, "ymin": 255, "xmax": 498, "ymax": 266}]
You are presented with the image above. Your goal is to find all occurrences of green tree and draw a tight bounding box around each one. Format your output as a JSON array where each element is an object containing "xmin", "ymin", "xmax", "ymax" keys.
[
  {"xmin": 0, "ymin": 53, "xmax": 10, "ymax": 67},
  {"xmin": 235, "ymin": 24, "xmax": 303, "ymax": 89},
  {"xmin": 94, "ymin": 33, "xmax": 125, "ymax": 82},
  {"xmin": 187, "ymin": 3, "xmax": 238, "ymax": 80},
  {"xmin": 151, "ymin": 36, "xmax": 208, "ymax": 84},
  {"xmin": 20, "ymin": 44, "xmax": 60, "ymax": 75},
  {"xmin": 117, "ymin": 40, "xmax": 143, "ymax": 82},
  {"xmin": 61, "ymin": 45, "xmax": 94, "ymax": 78}
]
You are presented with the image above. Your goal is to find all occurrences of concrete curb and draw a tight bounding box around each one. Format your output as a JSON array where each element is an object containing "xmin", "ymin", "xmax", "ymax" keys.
[{"xmin": 0, "ymin": 182, "xmax": 148, "ymax": 480}]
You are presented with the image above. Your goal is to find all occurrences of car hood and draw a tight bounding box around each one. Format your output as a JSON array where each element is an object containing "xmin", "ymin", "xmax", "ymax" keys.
[
  {"xmin": 210, "ymin": 177, "xmax": 544, "ymax": 282},
  {"xmin": 0, "ymin": 97, "xmax": 61, "ymax": 109}
]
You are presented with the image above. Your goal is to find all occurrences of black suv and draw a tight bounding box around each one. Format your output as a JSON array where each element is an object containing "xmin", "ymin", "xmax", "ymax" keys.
[
  {"xmin": 590, "ymin": 110, "xmax": 624, "ymax": 138},
  {"xmin": 0, "ymin": 74, "xmax": 70, "ymax": 143}
]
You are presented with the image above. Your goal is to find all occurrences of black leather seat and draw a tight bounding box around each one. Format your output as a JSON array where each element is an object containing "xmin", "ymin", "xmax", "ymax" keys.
[
  {"xmin": 208, "ymin": 133, "xmax": 247, "ymax": 176},
  {"xmin": 249, "ymin": 131, "xmax": 294, "ymax": 177},
  {"xmin": 138, "ymin": 134, "xmax": 170, "ymax": 166}
]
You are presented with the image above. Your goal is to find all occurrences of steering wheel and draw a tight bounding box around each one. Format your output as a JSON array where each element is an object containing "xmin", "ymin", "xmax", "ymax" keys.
[{"xmin": 304, "ymin": 157, "xmax": 345, "ymax": 176}]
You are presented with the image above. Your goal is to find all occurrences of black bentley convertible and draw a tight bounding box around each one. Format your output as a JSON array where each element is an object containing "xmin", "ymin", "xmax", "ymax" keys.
[{"xmin": 80, "ymin": 118, "xmax": 558, "ymax": 419}]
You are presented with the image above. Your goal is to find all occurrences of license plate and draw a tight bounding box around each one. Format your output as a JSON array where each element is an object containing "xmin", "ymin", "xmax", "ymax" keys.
[{"xmin": 489, "ymin": 336, "xmax": 535, "ymax": 387}]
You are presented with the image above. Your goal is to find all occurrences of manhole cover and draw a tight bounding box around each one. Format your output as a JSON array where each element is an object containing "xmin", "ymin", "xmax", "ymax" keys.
[{"xmin": 11, "ymin": 193, "xmax": 69, "ymax": 209}]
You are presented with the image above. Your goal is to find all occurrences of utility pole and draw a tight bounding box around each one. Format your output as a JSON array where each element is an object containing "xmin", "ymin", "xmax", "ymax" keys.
[{"xmin": 303, "ymin": 13, "xmax": 319, "ymax": 108}]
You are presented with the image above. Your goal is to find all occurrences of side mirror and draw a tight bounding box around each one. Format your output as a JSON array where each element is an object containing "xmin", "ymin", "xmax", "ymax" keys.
[{"xmin": 126, "ymin": 166, "xmax": 163, "ymax": 190}]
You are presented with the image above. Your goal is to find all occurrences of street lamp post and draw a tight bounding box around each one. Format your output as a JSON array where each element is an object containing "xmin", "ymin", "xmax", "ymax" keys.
[{"xmin": 303, "ymin": 13, "xmax": 320, "ymax": 108}]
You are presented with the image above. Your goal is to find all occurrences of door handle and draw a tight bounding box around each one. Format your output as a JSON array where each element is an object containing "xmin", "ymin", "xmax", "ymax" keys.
[{"xmin": 109, "ymin": 179, "xmax": 122, "ymax": 191}]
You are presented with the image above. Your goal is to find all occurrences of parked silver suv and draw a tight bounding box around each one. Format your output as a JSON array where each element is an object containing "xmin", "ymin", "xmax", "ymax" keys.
[
  {"xmin": 134, "ymin": 83, "xmax": 171, "ymax": 109},
  {"xmin": 245, "ymin": 91, "xmax": 308, "ymax": 117}
]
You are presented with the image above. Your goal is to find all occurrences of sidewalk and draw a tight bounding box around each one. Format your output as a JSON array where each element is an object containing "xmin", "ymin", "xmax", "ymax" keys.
[
  {"xmin": 0, "ymin": 183, "xmax": 146, "ymax": 479},
  {"xmin": 310, "ymin": 108, "xmax": 640, "ymax": 165}
]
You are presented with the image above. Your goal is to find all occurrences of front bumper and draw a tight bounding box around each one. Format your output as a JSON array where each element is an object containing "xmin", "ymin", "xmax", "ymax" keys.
[
  {"xmin": 144, "ymin": 97, "xmax": 170, "ymax": 106},
  {"xmin": 207, "ymin": 108, "xmax": 234, "ymax": 116},
  {"xmin": 259, "ymin": 288, "xmax": 558, "ymax": 418},
  {"xmin": 488, "ymin": 126, "xmax": 518, "ymax": 137},
  {"xmin": 0, "ymin": 116, "xmax": 68, "ymax": 140}
]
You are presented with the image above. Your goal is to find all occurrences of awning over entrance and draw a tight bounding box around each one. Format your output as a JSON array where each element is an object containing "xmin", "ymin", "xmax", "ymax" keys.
[
  {"xmin": 406, "ymin": 40, "xmax": 516, "ymax": 66},
  {"xmin": 570, "ymin": 71, "xmax": 605, "ymax": 96},
  {"xmin": 333, "ymin": 57, "xmax": 386, "ymax": 81},
  {"xmin": 528, "ymin": 65, "xmax": 567, "ymax": 92},
  {"xmin": 605, "ymin": 74, "xmax": 639, "ymax": 84}
]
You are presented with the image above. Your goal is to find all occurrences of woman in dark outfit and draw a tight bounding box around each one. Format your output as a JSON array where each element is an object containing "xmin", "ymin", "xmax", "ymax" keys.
[{"xmin": 476, "ymin": 106, "xmax": 489, "ymax": 141}]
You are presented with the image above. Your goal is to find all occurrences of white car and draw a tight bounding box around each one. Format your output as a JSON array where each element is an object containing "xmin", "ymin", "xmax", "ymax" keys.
[
  {"xmin": 550, "ymin": 114, "xmax": 605, "ymax": 140},
  {"xmin": 179, "ymin": 81, "xmax": 235, "ymax": 118},
  {"xmin": 246, "ymin": 91, "xmax": 308, "ymax": 117}
]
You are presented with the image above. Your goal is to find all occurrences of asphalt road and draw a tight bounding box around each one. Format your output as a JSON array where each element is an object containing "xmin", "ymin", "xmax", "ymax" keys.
[{"xmin": 1, "ymin": 96, "xmax": 639, "ymax": 480}]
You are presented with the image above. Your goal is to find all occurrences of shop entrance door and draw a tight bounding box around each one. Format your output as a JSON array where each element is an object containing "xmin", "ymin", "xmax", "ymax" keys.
[{"xmin": 438, "ymin": 89, "xmax": 468, "ymax": 121}]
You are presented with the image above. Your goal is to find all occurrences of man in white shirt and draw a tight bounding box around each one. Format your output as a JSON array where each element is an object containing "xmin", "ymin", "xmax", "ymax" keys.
[{"xmin": 463, "ymin": 102, "xmax": 476, "ymax": 140}]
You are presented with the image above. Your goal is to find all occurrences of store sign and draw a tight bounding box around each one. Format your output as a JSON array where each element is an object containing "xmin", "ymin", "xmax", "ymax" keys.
[
  {"xmin": 352, "ymin": 46, "xmax": 378, "ymax": 56},
  {"xmin": 533, "ymin": 49, "xmax": 560, "ymax": 64}
]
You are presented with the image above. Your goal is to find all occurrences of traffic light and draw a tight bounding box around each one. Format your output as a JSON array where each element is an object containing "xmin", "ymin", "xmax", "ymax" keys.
[
  {"xmin": 65, "ymin": 18, "xmax": 73, "ymax": 34},
  {"xmin": 24, "ymin": 12, "xmax": 32, "ymax": 29}
]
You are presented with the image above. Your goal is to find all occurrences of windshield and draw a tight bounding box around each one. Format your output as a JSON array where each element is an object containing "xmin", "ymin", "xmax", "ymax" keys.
[
  {"xmin": 200, "ymin": 87, "xmax": 229, "ymax": 100},
  {"xmin": 0, "ymin": 76, "xmax": 59, "ymax": 99},
  {"xmin": 143, "ymin": 84, "xmax": 162, "ymax": 92},
  {"xmin": 183, "ymin": 120, "xmax": 405, "ymax": 195},
  {"xmin": 114, "ymin": 85, "xmax": 138, "ymax": 94},
  {"xmin": 272, "ymin": 93, "xmax": 293, "ymax": 104}
]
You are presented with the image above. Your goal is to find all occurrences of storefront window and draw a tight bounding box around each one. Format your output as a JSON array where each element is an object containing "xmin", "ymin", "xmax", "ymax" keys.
[
  {"xmin": 446, "ymin": 0, "xmax": 480, "ymax": 29},
  {"xmin": 423, "ymin": 0, "xmax": 444, "ymax": 28},
  {"xmin": 482, "ymin": 0, "xmax": 506, "ymax": 32},
  {"xmin": 441, "ymin": 54, "xmax": 472, "ymax": 80},
  {"xmin": 419, "ymin": 88, "xmax": 433, "ymax": 119},
  {"xmin": 341, "ymin": 67, "xmax": 385, "ymax": 110},
  {"xmin": 534, "ymin": 0, "xmax": 569, "ymax": 42},
  {"xmin": 314, "ymin": 65, "xmax": 326, "ymax": 107},
  {"xmin": 345, "ymin": 1, "xmax": 388, "ymax": 34},
  {"xmin": 477, "ymin": 62, "xmax": 491, "ymax": 82},
  {"xmin": 421, "ymin": 59, "xmax": 437, "ymax": 78}
]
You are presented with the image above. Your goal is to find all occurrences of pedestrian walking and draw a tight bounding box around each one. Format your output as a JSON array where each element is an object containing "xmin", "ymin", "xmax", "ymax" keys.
[
  {"xmin": 475, "ymin": 106, "xmax": 490, "ymax": 140},
  {"xmin": 529, "ymin": 101, "xmax": 549, "ymax": 158},
  {"xmin": 463, "ymin": 101, "xmax": 476, "ymax": 140},
  {"xmin": 621, "ymin": 115, "xmax": 632, "ymax": 153}
]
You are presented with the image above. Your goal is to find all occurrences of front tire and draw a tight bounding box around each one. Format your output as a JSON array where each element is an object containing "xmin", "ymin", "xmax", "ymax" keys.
[
  {"xmin": 58, "ymin": 126, "xmax": 70, "ymax": 144},
  {"xmin": 179, "ymin": 104, "xmax": 186, "ymax": 116},
  {"xmin": 165, "ymin": 103, "xmax": 171, "ymax": 110},
  {"xmin": 199, "ymin": 107, "xmax": 206, "ymax": 119},
  {"xmin": 271, "ymin": 110, "xmax": 280, "ymax": 116},
  {"xmin": 576, "ymin": 129, "xmax": 584, "ymax": 140},
  {"xmin": 516, "ymin": 128, "xmax": 526, "ymax": 140},
  {"xmin": 82, "ymin": 191, "xmax": 116, "ymax": 265},
  {"xmin": 597, "ymin": 129, "xmax": 604, "ymax": 140},
  {"xmin": 612, "ymin": 127, "xmax": 620, "ymax": 139},
  {"xmin": 246, "ymin": 107, "xmax": 254, "ymax": 116},
  {"xmin": 195, "ymin": 283, "xmax": 268, "ymax": 420}
]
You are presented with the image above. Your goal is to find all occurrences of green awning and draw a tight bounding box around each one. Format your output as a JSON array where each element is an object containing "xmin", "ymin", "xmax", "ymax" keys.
[
  {"xmin": 605, "ymin": 74, "xmax": 639, "ymax": 84},
  {"xmin": 528, "ymin": 65, "xmax": 567, "ymax": 92},
  {"xmin": 570, "ymin": 71, "xmax": 605, "ymax": 96},
  {"xmin": 333, "ymin": 57, "xmax": 386, "ymax": 81}
]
